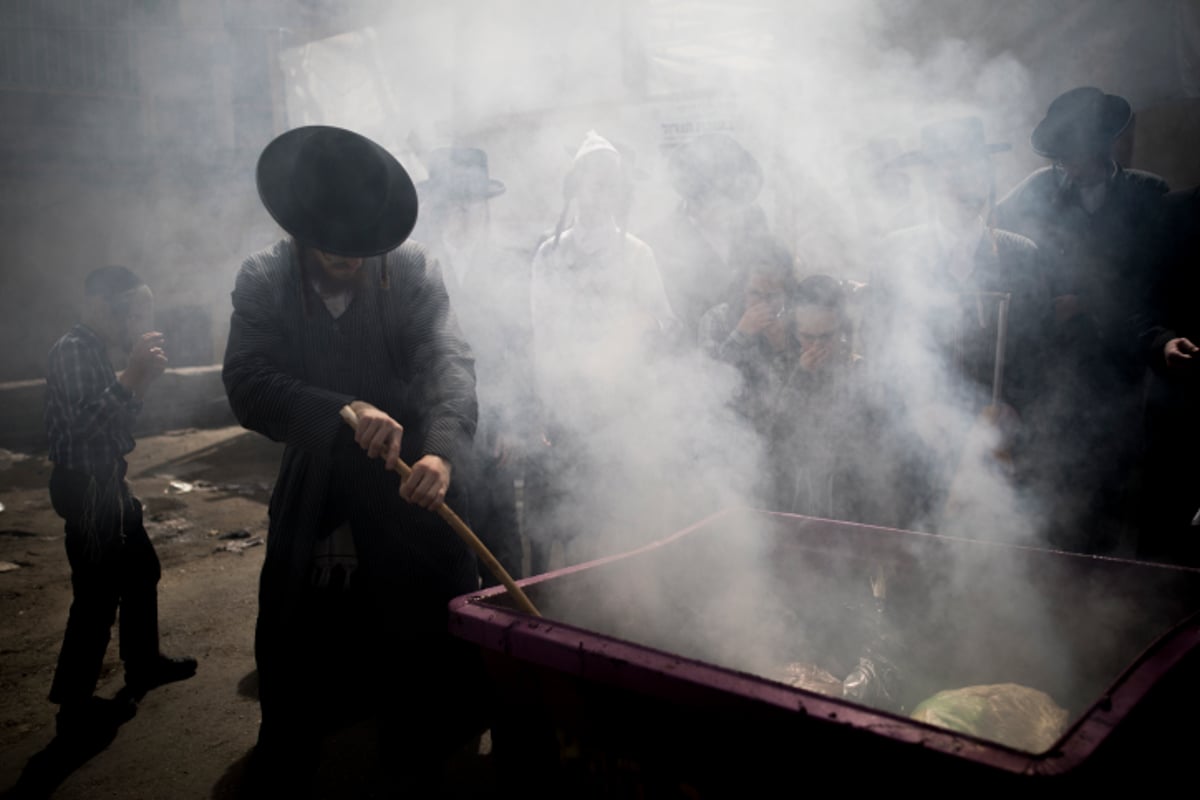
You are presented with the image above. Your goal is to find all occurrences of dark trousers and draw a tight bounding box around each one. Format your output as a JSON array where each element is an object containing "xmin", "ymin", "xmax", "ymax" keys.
[
  {"xmin": 47, "ymin": 464, "xmax": 161, "ymax": 705},
  {"xmin": 1136, "ymin": 379, "xmax": 1200, "ymax": 565},
  {"xmin": 251, "ymin": 524, "xmax": 490, "ymax": 797}
]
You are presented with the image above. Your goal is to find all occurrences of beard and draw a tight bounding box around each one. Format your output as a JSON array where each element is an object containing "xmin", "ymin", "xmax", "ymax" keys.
[{"xmin": 305, "ymin": 249, "xmax": 366, "ymax": 293}]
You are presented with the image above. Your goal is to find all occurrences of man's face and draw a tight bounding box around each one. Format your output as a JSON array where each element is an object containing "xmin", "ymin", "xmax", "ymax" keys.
[
  {"xmin": 440, "ymin": 199, "xmax": 489, "ymax": 247},
  {"xmin": 691, "ymin": 188, "xmax": 740, "ymax": 230},
  {"xmin": 1052, "ymin": 152, "xmax": 1111, "ymax": 189},
  {"xmin": 927, "ymin": 155, "xmax": 992, "ymax": 218},
  {"xmin": 793, "ymin": 305, "xmax": 843, "ymax": 371},
  {"xmin": 573, "ymin": 152, "xmax": 623, "ymax": 217},
  {"xmin": 312, "ymin": 249, "xmax": 364, "ymax": 286},
  {"xmin": 108, "ymin": 284, "xmax": 154, "ymax": 351},
  {"xmin": 745, "ymin": 272, "xmax": 788, "ymax": 319}
]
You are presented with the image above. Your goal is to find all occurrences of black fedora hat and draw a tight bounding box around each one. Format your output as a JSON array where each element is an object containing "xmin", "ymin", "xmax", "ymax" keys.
[
  {"xmin": 667, "ymin": 132, "xmax": 764, "ymax": 205},
  {"xmin": 891, "ymin": 116, "xmax": 1010, "ymax": 168},
  {"xmin": 417, "ymin": 147, "xmax": 506, "ymax": 202},
  {"xmin": 1031, "ymin": 86, "xmax": 1132, "ymax": 159},
  {"xmin": 256, "ymin": 125, "xmax": 418, "ymax": 258}
]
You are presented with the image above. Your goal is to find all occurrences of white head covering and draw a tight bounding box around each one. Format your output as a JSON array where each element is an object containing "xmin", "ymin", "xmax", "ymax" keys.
[{"xmin": 573, "ymin": 130, "xmax": 620, "ymax": 164}]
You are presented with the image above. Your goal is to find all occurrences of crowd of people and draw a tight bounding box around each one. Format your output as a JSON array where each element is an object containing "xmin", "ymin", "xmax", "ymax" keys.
[
  {"xmin": 422, "ymin": 86, "xmax": 1196, "ymax": 572},
  {"xmin": 38, "ymin": 83, "xmax": 1198, "ymax": 794}
]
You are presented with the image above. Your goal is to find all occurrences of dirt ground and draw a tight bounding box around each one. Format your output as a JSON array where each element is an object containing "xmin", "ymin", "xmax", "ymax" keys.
[{"xmin": 0, "ymin": 425, "xmax": 497, "ymax": 799}]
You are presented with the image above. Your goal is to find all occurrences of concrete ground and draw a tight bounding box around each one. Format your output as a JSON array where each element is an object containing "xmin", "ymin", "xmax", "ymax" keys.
[{"xmin": 0, "ymin": 425, "xmax": 497, "ymax": 799}]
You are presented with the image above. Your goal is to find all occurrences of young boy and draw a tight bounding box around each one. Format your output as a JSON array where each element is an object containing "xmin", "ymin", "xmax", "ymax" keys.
[{"xmin": 43, "ymin": 265, "xmax": 196, "ymax": 742}]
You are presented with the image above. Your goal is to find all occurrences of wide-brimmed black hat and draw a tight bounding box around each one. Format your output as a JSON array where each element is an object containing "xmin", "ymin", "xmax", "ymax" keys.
[
  {"xmin": 417, "ymin": 147, "xmax": 506, "ymax": 202},
  {"xmin": 1030, "ymin": 86, "xmax": 1132, "ymax": 159},
  {"xmin": 667, "ymin": 132, "xmax": 763, "ymax": 205},
  {"xmin": 256, "ymin": 125, "xmax": 418, "ymax": 258},
  {"xmin": 891, "ymin": 116, "xmax": 1010, "ymax": 168}
]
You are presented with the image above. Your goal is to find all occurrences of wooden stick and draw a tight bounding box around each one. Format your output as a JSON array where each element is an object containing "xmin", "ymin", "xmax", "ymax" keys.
[
  {"xmin": 339, "ymin": 405, "xmax": 541, "ymax": 617},
  {"xmin": 991, "ymin": 292, "xmax": 1012, "ymax": 409}
]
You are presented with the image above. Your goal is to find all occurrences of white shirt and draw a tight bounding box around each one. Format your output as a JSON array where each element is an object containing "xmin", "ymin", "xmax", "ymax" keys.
[
  {"xmin": 312, "ymin": 279, "xmax": 352, "ymax": 319},
  {"xmin": 529, "ymin": 223, "xmax": 675, "ymax": 418},
  {"xmin": 1078, "ymin": 181, "xmax": 1108, "ymax": 215}
]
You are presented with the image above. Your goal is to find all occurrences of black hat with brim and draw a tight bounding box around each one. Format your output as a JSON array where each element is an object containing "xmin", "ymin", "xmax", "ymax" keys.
[
  {"xmin": 417, "ymin": 146, "xmax": 506, "ymax": 202},
  {"xmin": 418, "ymin": 175, "xmax": 507, "ymax": 201},
  {"xmin": 890, "ymin": 116, "xmax": 1010, "ymax": 168},
  {"xmin": 256, "ymin": 125, "xmax": 418, "ymax": 258},
  {"xmin": 1031, "ymin": 87, "xmax": 1132, "ymax": 159}
]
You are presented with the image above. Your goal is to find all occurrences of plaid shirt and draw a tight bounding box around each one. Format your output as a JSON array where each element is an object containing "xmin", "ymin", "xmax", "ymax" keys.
[{"xmin": 44, "ymin": 324, "xmax": 142, "ymax": 473}]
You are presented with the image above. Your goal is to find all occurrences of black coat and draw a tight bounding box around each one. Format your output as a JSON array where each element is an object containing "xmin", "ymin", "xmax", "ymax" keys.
[
  {"xmin": 1138, "ymin": 186, "xmax": 1200, "ymax": 374},
  {"xmin": 994, "ymin": 164, "xmax": 1170, "ymax": 388},
  {"xmin": 1131, "ymin": 186, "xmax": 1200, "ymax": 561},
  {"xmin": 222, "ymin": 239, "xmax": 480, "ymax": 623},
  {"xmin": 993, "ymin": 166, "xmax": 1171, "ymax": 553}
]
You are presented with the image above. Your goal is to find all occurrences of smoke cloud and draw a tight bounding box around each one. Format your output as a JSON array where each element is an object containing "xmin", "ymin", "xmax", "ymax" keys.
[{"xmin": 4, "ymin": 0, "xmax": 1198, "ymax": 750}]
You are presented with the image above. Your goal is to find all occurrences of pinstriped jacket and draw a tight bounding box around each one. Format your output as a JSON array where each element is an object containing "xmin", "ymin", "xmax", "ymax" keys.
[{"xmin": 222, "ymin": 238, "xmax": 479, "ymax": 616}]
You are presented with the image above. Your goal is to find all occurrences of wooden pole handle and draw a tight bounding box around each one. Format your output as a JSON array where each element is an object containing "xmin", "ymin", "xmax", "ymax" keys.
[{"xmin": 339, "ymin": 405, "xmax": 541, "ymax": 617}]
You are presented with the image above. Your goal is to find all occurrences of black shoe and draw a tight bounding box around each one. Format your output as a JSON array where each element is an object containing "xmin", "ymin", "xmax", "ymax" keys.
[
  {"xmin": 55, "ymin": 696, "xmax": 136, "ymax": 742},
  {"xmin": 125, "ymin": 654, "xmax": 198, "ymax": 693}
]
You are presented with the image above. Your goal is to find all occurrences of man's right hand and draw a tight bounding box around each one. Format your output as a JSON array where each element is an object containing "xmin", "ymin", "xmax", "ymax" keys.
[
  {"xmin": 349, "ymin": 400, "xmax": 403, "ymax": 472},
  {"xmin": 119, "ymin": 332, "xmax": 168, "ymax": 397},
  {"xmin": 735, "ymin": 302, "xmax": 779, "ymax": 337},
  {"xmin": 1164, "ymin": 337, "xmax": 1199, "ymax": 369},
  {"xmin": 799, "ymin": 342, "xmax": 832, "ymax": 372}
]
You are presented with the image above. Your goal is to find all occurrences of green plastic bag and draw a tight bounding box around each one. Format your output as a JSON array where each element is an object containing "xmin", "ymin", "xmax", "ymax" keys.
[{"xmin": 911, "ymin": 683, "xmax": 1069, "ymax": 753}]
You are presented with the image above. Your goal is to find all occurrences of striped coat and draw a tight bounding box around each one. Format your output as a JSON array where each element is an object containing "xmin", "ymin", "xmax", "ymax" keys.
[{"xmin": 222, "ymin": 238, "xmax": 479, "ymax": 626}]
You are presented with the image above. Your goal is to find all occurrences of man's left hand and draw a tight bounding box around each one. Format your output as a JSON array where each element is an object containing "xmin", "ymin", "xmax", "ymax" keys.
[
  {"xmin": 400, "ymin": 454, "xmax": 452, "ymax": 510},
  {"xmin": 1164, "ymin": 337, "xmax": 1198, "ymax": 369}
]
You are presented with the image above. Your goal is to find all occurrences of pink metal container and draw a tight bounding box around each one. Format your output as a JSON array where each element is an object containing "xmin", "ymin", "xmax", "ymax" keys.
[{"xmin": 449, "ymin": 509, "xmax": 1200, "ymax": 796}]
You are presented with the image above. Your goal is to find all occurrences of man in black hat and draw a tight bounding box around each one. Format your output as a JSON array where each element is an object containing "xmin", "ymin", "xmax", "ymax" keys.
[
  {"xmin": 412, "ymin": 146, "xmax": 531, "ymax": 588},
  {"xmin": 866, "ymin": 116, "xmax": 1050, "ymax": 537},
  {"xmin": 994, "ymin": 86, "xmax": 1171, "ymax": 554},
  {"xmin": 222, "ymin": 126, "xmax": 482, "ymax": 795},
  {"xmin": 644, "ymin": 132, "xmax": 775, "ymax": 343}
]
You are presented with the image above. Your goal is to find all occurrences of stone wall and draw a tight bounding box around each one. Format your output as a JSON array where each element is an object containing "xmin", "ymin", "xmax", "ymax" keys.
[{"xmin": 0, "ymin": 365, "xmax": 238, "ymax": 453}]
